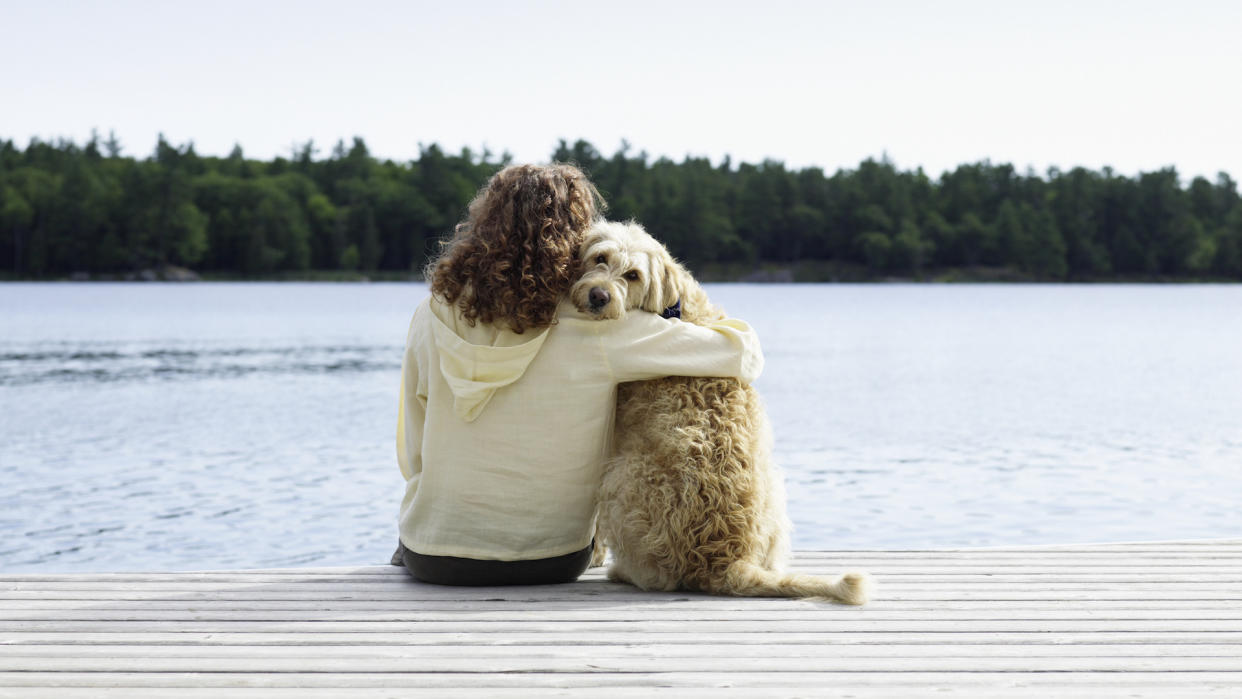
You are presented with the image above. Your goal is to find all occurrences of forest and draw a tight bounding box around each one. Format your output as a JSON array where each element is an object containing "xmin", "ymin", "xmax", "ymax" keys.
[{"xmin": 2, "ymin": 134, "xmax": 1240, "ymax": 281}]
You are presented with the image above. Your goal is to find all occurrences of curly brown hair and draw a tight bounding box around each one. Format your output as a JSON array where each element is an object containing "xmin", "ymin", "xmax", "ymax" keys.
[{"xmin": 426, "ymin": 163, "xmax": 605, "ymax": 333}]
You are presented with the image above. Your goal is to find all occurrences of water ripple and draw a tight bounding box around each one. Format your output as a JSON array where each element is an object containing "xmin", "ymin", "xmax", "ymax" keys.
[{"xmin": 0, "ymin": 344, "xmax": 402, "ymax": 386}]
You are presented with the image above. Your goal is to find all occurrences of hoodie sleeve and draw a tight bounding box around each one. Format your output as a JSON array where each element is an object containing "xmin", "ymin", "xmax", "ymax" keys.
[
  {"xmin": 601, "ymin": 312, "xmax": 764, "ymax": 385},
  {"xmin": 396, "ymin": 313, "xmax": 428, "ymax": 482}
]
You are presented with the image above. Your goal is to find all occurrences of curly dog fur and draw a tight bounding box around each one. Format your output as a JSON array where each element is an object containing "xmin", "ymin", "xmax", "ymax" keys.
[{"xmin": 571, "ymin": 220, "xmax": 872, "ymax": 604}]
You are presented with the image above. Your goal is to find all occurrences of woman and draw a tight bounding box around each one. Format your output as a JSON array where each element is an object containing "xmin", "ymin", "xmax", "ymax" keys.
[{"xmin": 394, "ymin": 163, "xmax": 763, "ymax": 585}]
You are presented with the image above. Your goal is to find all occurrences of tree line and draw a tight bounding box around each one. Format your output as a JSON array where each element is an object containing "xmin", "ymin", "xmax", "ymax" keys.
[{"xmin": 2, "ymin": 134, "xmax": 1240, "ymax": 280}]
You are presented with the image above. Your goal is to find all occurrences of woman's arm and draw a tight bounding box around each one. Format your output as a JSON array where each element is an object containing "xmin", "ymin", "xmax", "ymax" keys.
[
  {"xmin": 600, "ymin": 312, "xmax": 764, "ymax": 384},
  {"xmin": 396, "ymin": 314, "xmax": 428, "ymax": 482}
]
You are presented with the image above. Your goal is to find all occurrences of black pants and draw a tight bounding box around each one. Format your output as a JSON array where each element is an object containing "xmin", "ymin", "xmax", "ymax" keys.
[{"xmin": 391, "ymin": 540, "xmax": 593, "ymax": 586}]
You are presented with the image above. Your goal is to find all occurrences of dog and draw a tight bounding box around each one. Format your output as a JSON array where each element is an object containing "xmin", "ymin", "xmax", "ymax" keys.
[{"xmin": 570, "ymin": 220, "xmax": 871, "ymax": 604}]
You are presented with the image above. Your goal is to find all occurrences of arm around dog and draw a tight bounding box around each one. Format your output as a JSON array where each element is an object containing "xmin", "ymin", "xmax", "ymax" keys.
[{"xmin": 601, "ymin": 312, "xmax": 764, "ymax": 384}]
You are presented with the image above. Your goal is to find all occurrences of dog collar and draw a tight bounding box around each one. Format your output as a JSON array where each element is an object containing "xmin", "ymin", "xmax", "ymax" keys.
[{"xmin": 661, "ymin": 299, "xmax": 681, "ymax": 319}]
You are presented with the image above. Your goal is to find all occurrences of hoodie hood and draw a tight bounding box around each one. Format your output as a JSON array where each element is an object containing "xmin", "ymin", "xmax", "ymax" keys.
[{"xmin": 427, "ymin": 299, "xmax": 550, "ymax": 422}]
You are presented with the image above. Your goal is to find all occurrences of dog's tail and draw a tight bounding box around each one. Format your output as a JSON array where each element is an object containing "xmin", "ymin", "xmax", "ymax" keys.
[{"xmin": 718, "ymin": 561, "xmax": 872, "ymax": 604}]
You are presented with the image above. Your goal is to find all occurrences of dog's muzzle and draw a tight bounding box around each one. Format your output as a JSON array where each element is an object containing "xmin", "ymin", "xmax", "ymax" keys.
[{"xmin": 588, "ymin": 287, "xmax": 611, "ymax": 310}]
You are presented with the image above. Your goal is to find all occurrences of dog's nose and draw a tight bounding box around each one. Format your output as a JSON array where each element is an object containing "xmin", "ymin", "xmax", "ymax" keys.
[{"xmin": 588, "ymin": 287, "xmax": 610, "ymax": 308}]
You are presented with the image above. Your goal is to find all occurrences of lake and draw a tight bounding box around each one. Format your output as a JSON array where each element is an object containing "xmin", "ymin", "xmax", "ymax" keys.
[{"xmin": 1, "ymin": 282, "xmax": 1240, "ymax": 572}]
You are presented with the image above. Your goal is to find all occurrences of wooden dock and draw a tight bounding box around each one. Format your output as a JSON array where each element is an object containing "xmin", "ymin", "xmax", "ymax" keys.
[{"xmin": 2, "ymin": 540, "xmax": 1240, "ymax": 697}]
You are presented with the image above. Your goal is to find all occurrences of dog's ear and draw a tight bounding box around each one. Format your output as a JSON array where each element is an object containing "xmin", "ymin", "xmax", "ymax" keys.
[
  {"xmin": 578, "ymin": 225, "xmax": 606, "ymax": 269},
  {"xmin": 640, "ymin": 246, "xmax": 683, "ymax": 314}
]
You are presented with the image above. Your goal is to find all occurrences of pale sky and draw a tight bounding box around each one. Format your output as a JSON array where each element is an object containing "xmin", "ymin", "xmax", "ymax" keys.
[{"xmin": 5, "ymin": 0, "xmax": 1241, "ymax": 180}]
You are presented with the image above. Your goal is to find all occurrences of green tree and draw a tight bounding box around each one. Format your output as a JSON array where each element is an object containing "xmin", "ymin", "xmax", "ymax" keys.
[
  {"xmin": 955, "ymin": 212, "xmax": 996, "ymax": 266},
  {"xmin": 993, "ymin": 200, "xmax": 1025, "ymax": 266},
  {"xmin": 855, "ymin": 231, "xmax": 891, "ymax": 272},
  {"xmin": 0, "ymin": 185, "xmax": 34, "ymax": 274},
  {"xmin": 168, "ymin": 201, "xmax": 208, "ymax": 266},
  {"xmin": 340, "ymin": 244, "xmax": 360, "ymax": 271},
  {"xmin": 891, "ymin": 220, "xmax": 935, "ymax": 276},
  {"xmin": 1211, "ymin": 204, "xmax": 1242, "ymax": 277},
  {"xmin": 1020, "ymin": 206, "xmax": 1068, "ymax": 279}
]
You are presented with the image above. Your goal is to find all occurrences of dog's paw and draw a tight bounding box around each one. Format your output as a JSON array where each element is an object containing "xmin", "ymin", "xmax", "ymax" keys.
[{"xmin": 589, "ymin": 541, "xmax": 608, "ymax": 568}]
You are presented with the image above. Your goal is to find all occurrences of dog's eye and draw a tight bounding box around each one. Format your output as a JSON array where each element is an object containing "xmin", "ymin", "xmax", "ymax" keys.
[
  {"xmin": 595, "ymin": 255, "xmax": 607, "ymax": 265},
  {"xmin": 624, "ymin": 270, "xmax": 640, "ymax": 282}
]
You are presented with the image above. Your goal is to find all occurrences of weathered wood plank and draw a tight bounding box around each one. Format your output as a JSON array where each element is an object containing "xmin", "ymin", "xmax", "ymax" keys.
[
  {"xmin": 3, "ymin": 586, "xmax": 1238, "ymax": 603},
  {"xmin": 7, "ymin": 579, "xmax": 1242, "ymax": 593},
  {"xmin": 1, "ymin": 690, "xmax": 1232, "ymax": 699},
  {"xmin": 6, "ymin": 630, "xmax": 1242, "ymax": 646},
  {"xmin": 2, "ymin": 598, "xmax": 1238, "ymax": 612},
  {"xmin": 10, "ymin": 562, "xmax": 1242, "ymax": 583},
  {"xmin": 3, "ymin": 589, "xmax": 1238, "ymax": 602},
  {"xmin": 0, "ymin": 690, "xmax": 1235, "ymax": 699},
  {"xmin": 3, "ymin": 671, "xmax": 1242, "ymax": 689},
  {"xmin": 9, "ymin": 573, "xmax": 1242, "ymax": 590},
  {"xmin": 3, "ymin": 540, "xmax": 1234, "ymax": 577},
  {"xmin": 5, "ymin": 656, "xmax": 1242, "ymax": 673},
  {"xmin": 3, "ymin": 607, "xmax": 1240, "ymax": 622},
  {"xmin": 5, "ymin": 643, "xmax": 1242, "ymax": 659},
  {"xmin": 7, "ymin": 574, "xmax": 1242, "ymax": 592},
  {"xmin": 4, "ymin": 619, "xmax": 1242, "ymax": 633}
]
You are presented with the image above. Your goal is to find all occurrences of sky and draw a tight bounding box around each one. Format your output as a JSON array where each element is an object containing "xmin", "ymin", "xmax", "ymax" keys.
[{"xmin": 5, "ymin": 0, "xmax": 1242, "ymax": 180}]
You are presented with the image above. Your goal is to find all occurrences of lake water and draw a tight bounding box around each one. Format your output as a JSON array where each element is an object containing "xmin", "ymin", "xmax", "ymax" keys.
[{"xmin": 1, "ymin": 283, "xmax": 1240, "ymax": 572}]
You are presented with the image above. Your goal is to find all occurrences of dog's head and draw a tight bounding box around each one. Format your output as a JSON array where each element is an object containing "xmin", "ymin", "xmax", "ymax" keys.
[{"xmin": 570, "ymin": 220, "xmax": 687, "ymax": 320}]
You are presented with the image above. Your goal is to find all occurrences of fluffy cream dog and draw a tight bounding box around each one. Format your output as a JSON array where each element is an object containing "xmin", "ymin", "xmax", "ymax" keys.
[{"xmin": 571, "ymin": 220, "xmax": 871, "ymax": 604}]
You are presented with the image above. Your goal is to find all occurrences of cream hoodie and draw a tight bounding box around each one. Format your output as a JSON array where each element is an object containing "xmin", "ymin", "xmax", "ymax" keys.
[{"xmin": 396, "ymin": 296, "xmax": 764, "ymax": 561}]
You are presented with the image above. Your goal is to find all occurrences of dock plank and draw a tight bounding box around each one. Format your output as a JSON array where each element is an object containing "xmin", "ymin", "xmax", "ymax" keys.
[{"xmin": 1, "ymin": 541, "xmax": 1239, "ymax": 697}]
